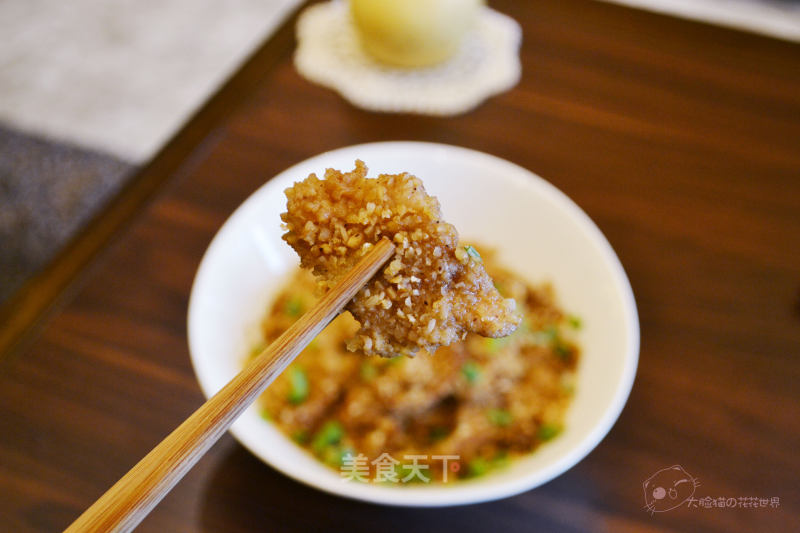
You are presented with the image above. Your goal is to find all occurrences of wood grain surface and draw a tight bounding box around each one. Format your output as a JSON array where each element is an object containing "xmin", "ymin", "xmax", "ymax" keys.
[
  {"xmin": 1, "ymin": 1, "xmax": 799, "ymax": 532},
  {"xmin": 64, "ymin": 238, "xmax": 394, "ymax": 532}
]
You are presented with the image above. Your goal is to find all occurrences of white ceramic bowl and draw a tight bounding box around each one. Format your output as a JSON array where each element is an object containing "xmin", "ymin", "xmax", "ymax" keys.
[{"xmin": 188, "ymin": 141, "xmax": 639, "ymax": 506}]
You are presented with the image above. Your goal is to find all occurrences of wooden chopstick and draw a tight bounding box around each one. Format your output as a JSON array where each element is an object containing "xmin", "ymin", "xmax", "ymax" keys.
[{"xmin": 65, "ymin": 237, "xmax": 395, "ymax": 533}]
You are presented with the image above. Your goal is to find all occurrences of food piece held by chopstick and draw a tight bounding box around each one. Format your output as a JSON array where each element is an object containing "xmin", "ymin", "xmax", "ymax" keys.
[{"xmin": 281, "ymin": 160, "xmax": 520, "ymax": 357}]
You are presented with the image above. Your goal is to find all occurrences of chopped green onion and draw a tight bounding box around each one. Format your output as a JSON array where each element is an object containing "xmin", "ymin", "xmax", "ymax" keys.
[
  {"xmin": 333, "ymin": 447, "xmax": 355, "ymax": 467},
  {"xmin": 487, "ymin": 408, "xmax": 513, "ymax": 427},
  {"xmin": 287, "ymin": 366, "xmax": 309, "ymax": 405},
  {"xmin": 466, "ymin": 458, "xmax": 489, "ymax": 477},
  {"xmin": 538, "ymin": 423, "xmax": 561, "ymax": 441},
  {"xmin": 260, "ymin": 409, "xmax": 272, "ymax": 421},
  {"xmin": 464, "ymin": 245, "xmax": 482, "ymax": 262},
  {"xmin": 387, "ymin": 355, "xmax": 405, "ymax": 366},
  {"xmin": 554, "ymin": 342, "xmax": 571, "ymax": 359},
  {"xmin": 312, "ymin": 421, "xmax": 344, "ymax": 454},
  {"xmin": 567, "ymin": 315, "xmax": 583, "ymax": 329},
  {"xmin": 291, "ymin": 430, "xmax": 309, "ymax": 443},
  {"xmin": 321, "ymin": 446, "xmax": 342, "ymax": 466},
  {"xmin": 542, "ymin": 325, "xmax": 571, "ymax": 360},
  {"xmin": 360, "ymin": 362, "xmax": 378, "ymax": 381},
  {"xmin": 284, "ymin": 295, "xmax": 304, "ymax": 317},
  {"xmin": 429, "ymin": 426, "xmax": 449, "ymax": 442},
  {"xmin": 491, "ymin": 451, "xmax": 510, "ymax": 469},
  {"xmin": 485, "ymin": 333, "xmax": 514, "ymax": 353},
  {"xmin": 461, "ymin": 361, "xmax": 482, "ymax": 384}
]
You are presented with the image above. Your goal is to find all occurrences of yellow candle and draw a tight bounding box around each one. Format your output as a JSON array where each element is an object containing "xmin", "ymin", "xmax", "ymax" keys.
[{"xmin": 350, "ymin": 0, "xmax": 483, "ymax": 68}]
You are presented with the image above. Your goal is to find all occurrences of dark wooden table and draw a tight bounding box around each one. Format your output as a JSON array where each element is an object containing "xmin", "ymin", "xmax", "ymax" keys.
[{"xmin": 2, "ymin": 1, "xmax": 799, "ymax": 531}]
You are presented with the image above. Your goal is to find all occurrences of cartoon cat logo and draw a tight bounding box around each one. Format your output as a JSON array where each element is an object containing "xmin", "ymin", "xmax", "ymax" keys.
[{"xmin": 643, "ymin": 465, "xmax": 700, "ymax": 514}]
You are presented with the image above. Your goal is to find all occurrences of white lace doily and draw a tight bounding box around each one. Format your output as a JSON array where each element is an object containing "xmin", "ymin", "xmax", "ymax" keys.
[{"xmin": 294, "ymin": 1, "xmax": 522, "ymax": 115}]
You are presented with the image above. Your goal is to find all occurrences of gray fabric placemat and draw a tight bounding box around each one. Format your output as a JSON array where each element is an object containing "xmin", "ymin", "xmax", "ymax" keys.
[
  {"xmin": 0, "ymin": 0, "xmax": 300, "ymax": 162},
  {"xmin": 0, "ymin": 124, "xmax": 133, "ymax": 304}
]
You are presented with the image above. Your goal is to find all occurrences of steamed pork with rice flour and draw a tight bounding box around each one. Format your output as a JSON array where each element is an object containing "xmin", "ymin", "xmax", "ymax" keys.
[
  {"xmin": 280, "ymin": 160, "xmax": 521, "ymax": 357},
  {"xmin": 253, "ymin": 162, "xmax": 581, "ymax": 481}
]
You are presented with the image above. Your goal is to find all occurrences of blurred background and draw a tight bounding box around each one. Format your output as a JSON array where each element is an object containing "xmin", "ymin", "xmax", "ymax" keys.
[{"xmin": 1, "ymin": 0, "xmax": 799, "ymax": 305}]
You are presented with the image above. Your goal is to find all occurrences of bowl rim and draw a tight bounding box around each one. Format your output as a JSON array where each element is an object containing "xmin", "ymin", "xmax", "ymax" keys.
[{"xmin": 187, "ymin": 141, "xmax": 640, "ymax": 506}]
